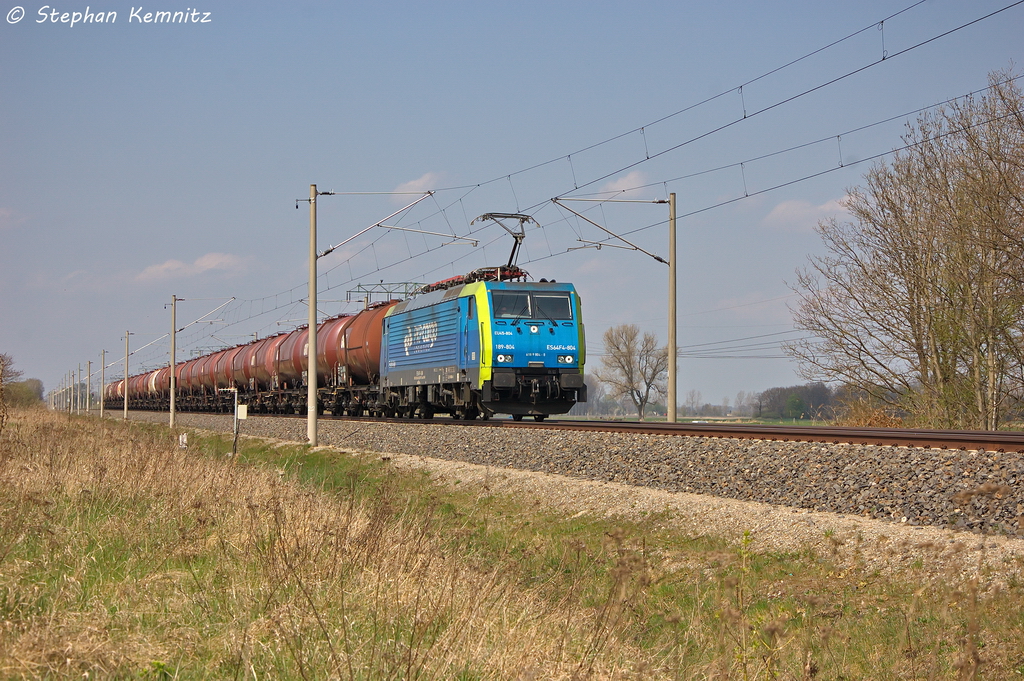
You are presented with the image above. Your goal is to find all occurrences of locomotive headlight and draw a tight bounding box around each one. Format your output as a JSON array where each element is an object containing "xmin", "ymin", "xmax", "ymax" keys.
[
  {"xmin": 557, "ymin": 355, "xmax": 575, "ymax": 364},
  {"xmin": 496, "ymin": 354, "xmax": 513, "ymax": 363}
]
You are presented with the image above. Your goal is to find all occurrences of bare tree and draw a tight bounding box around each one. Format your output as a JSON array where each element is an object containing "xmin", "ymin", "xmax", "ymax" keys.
[
  {"xmin": 685, "ymin": 389, "xmax": 702, "ymax": 416},
  {"xmin": 0, "ymin": 353, "xmax": 21, "ymax": 435},
  {"xmin": 786, "ymin": 70, "xmax": 1024, "ymax": 429},
  {"xmin": 594, "ymin": 324, "xmax": 668, "ymax": 420}
]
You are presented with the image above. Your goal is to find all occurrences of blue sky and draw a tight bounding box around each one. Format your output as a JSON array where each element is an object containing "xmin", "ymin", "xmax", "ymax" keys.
[{"xmin": 2, "ymin": 0, "xmax": 1023, "ymax": 406}]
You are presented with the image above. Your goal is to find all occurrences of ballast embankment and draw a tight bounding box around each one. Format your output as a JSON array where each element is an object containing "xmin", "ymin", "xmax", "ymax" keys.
[{"xmin": 125, "ymin": 412, "xmax": 1024, "ymax": 537}]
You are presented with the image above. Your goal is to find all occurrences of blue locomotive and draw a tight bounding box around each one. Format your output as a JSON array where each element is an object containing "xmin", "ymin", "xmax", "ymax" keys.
[{"xmin": 379, "ymin": 273, "xmax": 586, "ymax": 420}]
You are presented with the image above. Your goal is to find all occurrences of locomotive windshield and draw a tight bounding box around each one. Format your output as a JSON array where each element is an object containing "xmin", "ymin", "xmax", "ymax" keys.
[
  {"xmin": 492, "ymin": 291, "xmax": 530, "ymax": 319},
  {"xmin": 491, "ymin": 291, "xmax": 573, "ymax": 320},
  {"xmin": 534, "ymin": 293, "xmax": 572, "ymax": 320}
]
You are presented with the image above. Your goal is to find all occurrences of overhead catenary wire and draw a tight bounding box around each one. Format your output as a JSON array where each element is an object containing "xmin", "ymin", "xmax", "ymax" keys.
[
  {"xmin": 543, "ymin": 0, "xmax": 1024, "ymax": 200},
  {"xmin": 564, "ymin": 73, "xmax": 1024, "ymax": 200},
  {"xmin": 424, "ymin": 0, "xmax": 935, "ymax": 194},
  {"xmin": 185, "ymin": 4, "xmax": 1020, "ymax": 336}
]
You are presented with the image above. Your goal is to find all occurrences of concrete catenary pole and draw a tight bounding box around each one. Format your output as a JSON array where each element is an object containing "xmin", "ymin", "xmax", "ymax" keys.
[
  {"xmin": 86, "ymin": 360, "xmax": 92, "ymax": 413},
  {"xmin": 667, "ymin": 193, "xmax": 677, "ymax": 423},
  {"xmin": 77, "ymin": 364, "xmax": 82, "ymax": 414},
  {"xmin": 100, "ymin": 350, "xmax": 105, "ymax": 419},
  {"xmin": 170, "ymin": 295, "xmax": 177, "ymax": 428},
  {"xmin": 308, "ymin": 184, "xmax": 318, "ymax": 446},
  {"xmin": 123, "ymin": 331, "xmax": 129, "ymax": 420}
]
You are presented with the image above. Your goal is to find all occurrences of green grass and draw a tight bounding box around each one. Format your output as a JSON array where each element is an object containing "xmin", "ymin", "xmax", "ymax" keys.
[{"xmin": 1, "ymin": 409, "xmax": 1023, "ymax": 678}]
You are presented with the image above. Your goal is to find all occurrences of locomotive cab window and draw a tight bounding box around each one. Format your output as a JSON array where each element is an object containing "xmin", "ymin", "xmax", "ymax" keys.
[
  {"xmin": 534, "ymin": 293, "xmax": 572, "ymax": 320},
  {"xmin": 492, "ymin": 291, "xmax": 531, "ymax": 319},
  {"xmin": 491, "ymin": 291, "xmax": 573, "ymax": 321}
]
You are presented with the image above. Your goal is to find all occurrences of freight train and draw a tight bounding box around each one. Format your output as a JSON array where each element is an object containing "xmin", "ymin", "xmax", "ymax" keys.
[{"xmin": 104, "ymin": 265, "xmax": 587, "ymax": 421}]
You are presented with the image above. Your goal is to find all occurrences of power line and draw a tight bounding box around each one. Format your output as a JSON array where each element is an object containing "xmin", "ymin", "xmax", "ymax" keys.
[
  {"xmin": 129, "ymin": 3, "xmax": 1024, "ymax": 361},
  {"xmin": 428, "ymin": 0, "xmax": 935, "ymax": 193},
  {"xmin": 548, "ymin": 0, "xmax": 1024, "ymax": 199},
  {"xmin": 566, "ymin": 74, "xmax": 1024, "ymax": 200}
]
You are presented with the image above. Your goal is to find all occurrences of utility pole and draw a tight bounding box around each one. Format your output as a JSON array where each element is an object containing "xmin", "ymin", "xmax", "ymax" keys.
[
  {"xmin": 87, "ymin": 360, "xmax": 92, "ymax": 413},
  {"xmin": 550, "ymin": 195, "xmax": 676, "ymax": 421},
  {"xmin": 123, "ymin": 331, "xmax": 130, "ymax": 420},
  {"xmin": 308, "ymin": 184, "xmax": 318, "ymax": 446},
  {"xmin": 77, "ymin": 364, "xmax": 82, "ymax": 414},
  {"xmin": 668, "ymin": 193, "xmax": 677, "ymax": 423},
  {"xmin": 299, "ymin": 186, "xmax": 432, "ymax": 445},
  {"xmin": 170, "ymin": 295, "xmax": 177, "ymax": 428},
  {"xmin": 100, "ymin": 350, "xmax": 106, "ymax": 419}
]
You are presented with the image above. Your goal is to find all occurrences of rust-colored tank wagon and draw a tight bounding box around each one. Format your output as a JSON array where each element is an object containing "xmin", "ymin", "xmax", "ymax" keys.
[
  {"xmin": 127, "ymin": 373, "xmax": 148, "ymax": 401},
  {"xmin": 123, "ymin": 374, "xmax": 139, "ymax": 400},
  {"xmin": 106, "ymin": 379, "xmax": 124, "ymax": 402},
  {"xmin": 344, "ymin": 301, "xmax": 398, "ymax": 385},
  {"xmin": 214, "ymin": 345, "xmax": 246, "ymax": 390},
  {"xmin": 150, "ymin": 367, "xmax": 171, "ymax": 397},
  {"xmin": 182, "ymin": 356, "xmax": 202, "ymax": 393},
  {"xmin": 174, "ymin": 361, "xmax": 190, "ymax": 393},
  {"xmin": 318, "ymin": 314, "xmax": 355, "ymax": 385},
  {"xmin": 125, "ymin": 374, "xmax": 138, "ymax": 399},
  {"xmin": 252, "ymin": 333, "xmax": 289, "ymax": 391},
  {"xmin": 275, "ymin": 327, "xmax": 308, "ymax": 389},
  {"xmin": 197, "ymin": 353, "xmax": 222, "ymax": 393},
  {"xmin": 235, "ymin": 339, "xmax": 264, "ymax": 389}
]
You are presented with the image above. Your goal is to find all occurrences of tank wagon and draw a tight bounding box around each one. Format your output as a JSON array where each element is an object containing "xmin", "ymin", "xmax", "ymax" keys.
[{"xmin": 105, "ymin": 267, "xmax": 587, "ymax": 421}]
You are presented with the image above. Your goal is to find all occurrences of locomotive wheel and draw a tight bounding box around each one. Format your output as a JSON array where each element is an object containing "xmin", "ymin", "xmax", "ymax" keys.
[
  {"xmin": 533, "ymin": 415, "xmax": 547, "ymax": 422},
  {"xmin": 511, "ymin": 414, "xmax": 524, "ymax": 422}
]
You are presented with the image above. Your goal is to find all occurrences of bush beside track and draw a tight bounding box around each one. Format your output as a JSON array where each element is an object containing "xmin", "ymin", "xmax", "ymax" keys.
[{"xmin": 124, "ymin": 411, "xmax": 1024, "ymax": 537}]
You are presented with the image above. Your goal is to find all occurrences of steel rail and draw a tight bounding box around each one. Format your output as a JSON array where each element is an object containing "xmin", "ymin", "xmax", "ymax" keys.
[
  {"xmin": 507, "ymin": 421, "xmax": 1024, "ymax": 452},
  {"xmin": 265, "ymin": 412, "xmax": 1024, "ymax": 452}
]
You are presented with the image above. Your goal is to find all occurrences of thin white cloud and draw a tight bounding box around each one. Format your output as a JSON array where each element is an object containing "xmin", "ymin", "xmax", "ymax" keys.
[
  {"xmin": 598, "ymin": 171, "xmax": 649, "ymax": 198},
  {"xmin": 136, "ymin": 252, "xmax": 251, "ymax": 281},
  {"xmin": 761, "ymin": 196, "xmax": 850, "ymax": 232},
  {"xmin": 0, "ymin": 207, "xmax": 21, "ymax": 231},
  {"xmin": 393, "ymin": 172, "xmax": 442, "ymax": 200}
]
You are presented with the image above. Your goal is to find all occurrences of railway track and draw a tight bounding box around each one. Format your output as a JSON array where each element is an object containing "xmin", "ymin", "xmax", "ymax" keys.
[
  {"xmin": 124, "ymin": 409, "xmax": 1024, "ymax": 536},
  {"xmin": 263, "ymin": 412, "xmax": 1024, "ymax": 452}
]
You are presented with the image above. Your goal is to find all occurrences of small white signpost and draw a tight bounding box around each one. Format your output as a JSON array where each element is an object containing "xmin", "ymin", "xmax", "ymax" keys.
[{"xmin": 219, "ymin": 388, "xmax": 245, "ymax": 457}]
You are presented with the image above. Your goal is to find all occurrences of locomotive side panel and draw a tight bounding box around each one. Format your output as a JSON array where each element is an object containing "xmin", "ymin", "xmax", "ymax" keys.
[{"xmin": 381, "ymin": 295, "xmax": 468, "ymax": 387}]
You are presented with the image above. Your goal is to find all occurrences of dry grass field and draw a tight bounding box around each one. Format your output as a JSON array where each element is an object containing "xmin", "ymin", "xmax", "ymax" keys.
[{"xmin": 1, "ymin": 407, "xmax": 1023, "ymax": 679}]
